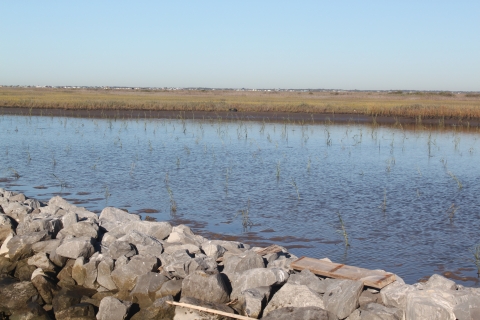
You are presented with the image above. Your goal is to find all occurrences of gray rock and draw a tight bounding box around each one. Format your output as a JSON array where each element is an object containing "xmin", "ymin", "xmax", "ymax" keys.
[
  {"xmin": 117, "ymin": 229, "xmax": 163, "ymax": 247},
  {"xmin": 181, "ymin": 271, "xmax": 230, "ymax": 304},
  {"xmin": 0, "ymin": 279, "xmax": 39, "ymax": 311},
  {"xmin": 380, "ymin": 281, "xmax": 416, "ymax": 311},
  {"xmin": 8, "ymin": 192, "xmax": 26, "ymax": 202},
  {"xmin": 166, "ymin": 225, "xmax": 205, "ymax": 246},
  {"xmin": 62, "ymin": 211, "xmax": 78, "ymax": 228},
  {"xmin": 108, "ymin": 240, "xmax": 136, "ymax": 259},
  {"xmin": 3, "ymin": 201, "xmax": 32, "ymax": 222},
  {"xmin": 14, "ymin": 258, "xmax": 37, "ymax": 281},
  {"xmin": 263, "ymin": 283, "xmax": 325, "ymax": 317},
  {"xmin": 405, "ymin": 289, "xmax": 456, "ymax": 320},
  {"xmin": 359, "ymin": 303, "xmax": 403, "ymax": 320},
  {"xmin": 262, "ymin": 306, "xmax": 330, "ymax": 320},
  {"xmin": 57, "ymin": 221, "xmax": 99, "ymax": 240},
  {"xmin": 231, "ymin": 267, "xmax": 289, "ymax": 300},
  {"xmin": 359, "ymin": 289, "xmax": 382, "ymax": 307},
  {"xmin": 234, "ymin": 251, "xmax": 265, "ymax": 274},
  {"xmin": 31, "ymin": 272, "xmax": 60, "ymax": 304},
  {"xmin": 97, "ymin": 258, "xmax": 117, "ymax": 291},
  {"xmin": 0, "ymin": 214, "xmax": 15, "ymax": 243},
  {"xmin": 174, "ymin": 296, "xmax": 235, "ymax": 320},
  {"xmin": 96, "ymin": 296, "xmax": 132, "ymax": 320},
  {"xmin": 27, "ymin": 252, "xmax": 56, "ymax": 271},
  {"xmin": 72, "ymin": 257, "xmax": 87, "ymax": 286},
  {"xmin": 204, "ymin": 240, "xmax": 247, "ymax": 254},
  {"xmin": 23, "ymin": 198, "xmax": 41, "ymax": 209},
  {"xmin": 201, "ymin": 243, "xmax": 226, "ymax": 261},
  {"xmin": 136, "ymin": 244, "xmax": 164, "ymax": 258},
  {"xmin": 99, "ymin": 207, "xmax": 141, "ymax": 223},
  {"xmin": 16, "ymin": 217, "xmax": 62, "ymax": 237},
  {"xmin": 164, "ymin": 243, "xmax": 200, "ymax": 255},
  {"xmin": 453, "ymin": 293, "xmax": 480, "ymax": 320},
  {"xmin": 131, "ymin": 272, "xmax": 169, "ymax": 307},
  {"xmin": 111, "ymin": 255, "xmax": 159, "ymax": 291},
  {"xmin": 7, "ymin": 231, "xmax": 51, "ymax": 261},
  {"xmin": 425, "ymin": 274, "xmax": 457, "ymax": 291},
  {"xmin": 31, "ymin": 239, "xmax": 61, "ymax": 254},
  {"xmin": 267, "ymin": 257, "xmax": 296, "ymax": 271},
  {"xmin": 237, "ymin": 286, "xmax": 272, "ymax": 318},
  {"xmin": 288, "ymin": 269, "xmax": 325, "ymax": 294},
  {"xmin": 83, "ymin": 259, "xmax": 100, "ymax": 289},
  {"xmin": 323, "ymin": 279, "xmax": 363, "ymax": 319},
  {"xmin": 100, "ymin": 233, "xmax": 117, "ymax": 247},
  {"xmin": 222, "ymin": 254, "xmax": 243, "ymax": 276},
  {"xmin": 49, "ymin": 248, "xmax": 68, "ymax": 267},
  {"xmin": 131, "ymin": 295, "xmax": 175, "ymax": 320},
  {"xmin": 156, "ymin": 279, "xmax": 183, "ymax": 300},
  {"xmin": 56, "ymin": 237, "xmax": 95, "ymax": 259}
]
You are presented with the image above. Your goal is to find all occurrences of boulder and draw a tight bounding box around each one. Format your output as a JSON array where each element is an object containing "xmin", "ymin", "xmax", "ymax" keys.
[
  {"xmin": 31, "ymin": 271, "xmax": 60, "ymax": 304},
  {"xmin": 262, "ymin": 306, "xmax": 330, "ymax": 320},
  {"xmin": 236, "ymin": 286, "xmax": 271, "ymax": 319},
  {"xmin": 201, "ymin": 243, "xmax": 226, "ymax": 261},
  {"xmin": 62, "ymin": 211, "xmax": 78, "ymax": 228},
  {"xmin": 174, "ymin": 296, "xmax": 235, "ymax": 320},
  {"xmin": 425, "ymin": 274, "xmax": 457, "ymax": 291},
  {"xmin": 204, "ymin": 240, "xmax": 247, "ymax": 254},
  {"xmin": 96, "ymin": 297, "xmax": 132, "ymax": 320},
  {"xmin": 6, "ymin": 231, "xmax": 51, "ymax": 261},
  {"xmin": 323, "ymin": 279, "xmax": 363, "ymax": 319},
  {"xmin": 9, "ymin": 301, "xmax": 52, "ymax": 320},
  {"xmin": 164, "ymin": 243, "xmax": 200, "ymax": 255},
  {"xmin": 27, "ymin": 252, "xmax": 56, "ymax": 271},
  {"xmin": 56, "ymin": 237, "xmax": 95, "ymax": 259},
  {"xmin": 453, "ymin": 293, "xmax": 480, "ymax": 320},
  {"xmin": 287, "ymin": 269, "xmax": 325, "ymax": 294},
  {"xmin": 107, "ymin": 240, "xmax": 136, "ymax": 260},
  {"xmin": 111, "ymin": 255, "xmax": 159, "ymax": 291},
  {"xmin": 16, "ymin": 217, "xmax": 62, "ymax": 237},
  {"xmin": 181, "ymin": 271, "xmax": 230, "ymax": 304},
  {"xmin": 31, "ymin": 239, "xmax": 61, "ymax": 254},
  {"xmin": 72, "ymin": 257, "xmax": 87, "ymax": 286},
  {"xmin": 231, "ymin": 267, "xmax": 289, "ymax": 300},
  {"xmin": 380, "ymin": 281, "xmax": 416, "ymax": 311},
  {"xmin": 55, "ymin": 302, "xmax": 96, "ymax": 320},
  {"xmin": 83, "ymin": 259, "xmax": 100, "ymax": 289},
  {"xmin": 0, "ymin": 279, "xmax": 39, "ymax": 311},
  {"xmin": 130, "ymin": 272, "xmax": 169, "ymax": 308},
  {"xmin": 0, "ymin": 214, "xmax": 15, "ymax": 243},
  {"xmin": 156, "ymin": 279, "xmax": 183, "ymax": 300},
  {"xmin": 117, "ymin": 229, "xmax": 163, "ymax": 247},
  {"xmin": 57, "ymin": 221, "xmax": 99, "ymax": 240},
  {"xmin": 3, "ymin": 201, "xmax": 32, "ymax": 222},
  {"xmin": 359, "ymin": 302, "xmax": 403, "ymax": 320},
  {"xmin": 405, "ymin": 289, "xmax": 456, "ymax": 320},
  {"xmin": 263, "ymin": 283, "xmax": 325, "ymax": 316},
  {"xmin": 99, "ymin": 207, "xmax": 141, "ymax": 224},
  {"xmin": 359, "ymin": 289, "xmax": 382, "ymax": 307},
  {"xmin": 234, "ymin": 251, "xmax": 265, "ymax": 274},
  {"xmin": 136, "ymin": 244, "xmax": 163, "ymax": 258},
  {"xmin": 130, "ymin": 295, "xmax": 175, "ymax": 320},
  {"xmin": 14, "ymin": 258, "xmax": 37, "ymax": 281},
  {"xmin": 97, "ymin": 257, "xmax": 117, "ymax": 291},
  {"xmin": 52, "ymin": 286, "xmax": 97, "ymax": 316}
]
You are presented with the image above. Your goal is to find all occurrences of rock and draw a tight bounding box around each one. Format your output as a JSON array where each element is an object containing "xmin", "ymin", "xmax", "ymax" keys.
[
  {"xmin": 99, "ymin": 207, "xmax": 141, "ymax": 224},
  {"xmin": 136, "ymin": 244, "xmax": 163, "ymax": 258},
  {"xmin": 72, "ymin": 257, "xmax": 86, "ymax": 286},
  {"xmin": 181, "ymin": 271, "xmax": 230, "ymax": 304},
  {"xmin": 14, "ymin": 258, "xmax": 37, "ymax": 281},
  {"xmin": 231, "ymin": 267, "xmax": 289, "ymax": 300},
  {"xmin": 263, "ymin": 283, "xmax": 325, "ymax": 316},
  {"xmin": 97, "ymin": 258, "xmax": 117, "ymax": 291},
  {"xmin": 96, "ymin": 297, "xmax": 132, "ymax": 320},
  {"xmin": 237, "ymin": 286, "xmax": 271, "ymax": 319},
  {"xmin": 405, "ymin": 289, "xmax": 456, "ymax": 320},
  {"xmin": 156, "ymin": 279, "xmax": 183, "ymax": 300},
  {"xmin": 359, "ymin": 289, "xmax": 382, "ymax": 307},
  {"xmin": 31, "ymin": 239, "xmax": 61, "ymax": 254},
  {"xmin": 52, "ymin": 286, "xmax": 97, "ymax": 315},
  {"xmin": 108, "ymin": 240, "xmax": 136, "ymax": 259},
  {"xmin": 267, "ymin": 257, "xmax": 296, "ymax": 271},
  {"xmin": 57, "ymin": 260, "xmax": 76, "ymax": 287},
  {"xmin": 0, "ymin": 279, "xmax": 39, "ymax": 311},
  {"xmin": 222, "ymin": 254, "xmax": 243, "ymax": 276},
  {"xmin": 9, "ymin": 301, "xmax": 52, "ymax": 320},
  {"xmin": 174, "ymin": 296, "xmax": 235, "ymax": 320},
  {"xmin": 130, "ymin": 295, "xmax": 175, "ymax": 320},
  {"xmin": 27, "ymin": 252, "xmax": 57, "ymax": 271},
  {"xmin": 56, "ymin": 237, "xmax": 95, "ymax": 259},
  {"xmin": 55, "ymin": 302, "xmax": 96, "ymax": 320},
  {"xmin": 3, "ymin": 201, "xmax": 32, "ymax": 222},
  {"xmin": 166, "ymin": 225, "xmax": 205, "ymax": 246},
  {"xmin": 7, "ymin": 231, "xmax": 51, "ymax": 261},
  {"xmin": 425, "ymin": 274, "xmax": 457, "ymax": 291},
  {"xmin": 0, "ymin": 214, "xmax": 15, "ymax": 243},
  {"xmin": 164, "ymin": 243, "xmax": 200, "ymax": 255},
  {"xmin": 262, "ymin": 306, "xmax": 330, "ymax": 320},
  {"xmin": 204, "ymin": 240, "xmax": 247, "ymax": 254},
  {"xmin": 111, "ymin": 255, "xmax": 159, "ymax": 291},
  {"xmin": 8, "ymin": 193, "xmax": 26, "ymax": 202},
  {"xmin": 453, "ymin": 293, "xmax": 480, "ymax": 320},
  {"xmin": 83, "ymin": 259, "xmax": 100, "ymax": 289},
  {"xmin": 234, "ymin": 251, "xmax": 265, "ymax": 274},
  {"xmin": 380, "ymin": 281, "xmax": 416, "ymax": 311},
  {"xmin": 130, "ymin": 272, "xmax": 169, "ymax": 308},
  {"xmin": 62, "ymin": 211, "xmax": 78, "ymax": 228},
  {"xmin": 57, "ymin": 221, "xmax": 99, "ymax": 240},
  {"xmin": 0, "ymin": 255, "xmax": 16, "ymax": 275},
  {"xmin": 201, "ymin": 243, "xmax": 226, "ymax": 261},
  {"xmin": 16, "ymin": 217, "xmax": 62, "ymax": 237},
  {"xmin": 323, "ymin": 279, "xmax": 363, "ymax": 319},
  {"xmin": 359, "ymin": 303, "xmax": 403, "ymax": 320},
  {"xmin": 117, "ymin": 229, "xmax": 163, "ymax": 247},
  {"xmin": 31, "ymin": 272, "xmax": 60, "ymax": 304},
  {"xmin": 288, "ymin": 269, "xmax": 325, "ymax": 294},
  {"xmin": 49, "ymin": 249, "xmax": 68, "ymax": 268},
  {"xmin": 100, "ymin": 233, "xmax": 117, "ymax": 247}
]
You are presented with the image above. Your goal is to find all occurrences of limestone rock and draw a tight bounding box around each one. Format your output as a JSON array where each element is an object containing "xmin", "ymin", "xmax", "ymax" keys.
[
  {"xmin": 14, "ymin": 258, "xmax": 37, "ymax": 281},
  {"xmin": 9, "ymin": 301, "xmax": 52, "ymax": 320},
  {"xmin": 263, "ymin": 283, "xmax": 325, "ymax": 316},
  {"xmin": 57, "ymin": 221, "xmax": 99, "ymax": 240},
  {"xmin": 0, "ymin": 279, "xmax": 39, "ymax": 311},
  {"xmin": 164, "ymin": 243, "xmax": 200, "ymax": 255},
  {"xmin": 288, "ymin": 269, "xmax": 325, "ymax": 294},
  {"xmin": 130, "ymin": 295, "xmax": 175, "ymax": 320},
  {"xmin": 6, "ymin": 231, "xmax": 51, "ymax": 261},
  {"xmin": 359, "ymin": 302, "xmax": 403, "ymax": 320},
  {"xmin": 111, "ymin": 255, "xmax": 159, "ymax": 291},
  {"xmin": 56, "ymin": 237, "xmax": 95, "ymax": 259},
  {"xmin": 231, "ymin": 267, "xmax": 289, "ymax": 300},
  {"xmin": 96, "ymin": 297, "xmax": 132, "ymax": 320},
  {"xmin": 108, "ymin": 240, "xmax": 136, "ymax": 260},
  {"xmin": 99, "ymin": 207, "xmax": 141, "ymax": 224},
  {"xmin": 31, "ymin": 272, "xmax": 60, "ymax": 304},
  {"xmin": 380, "ymin": 281, "xmax": 416, "ymax": 311},
  {"xmin": 234, "ymin": 251, "xmax": 265, "ymax": 274},
  {"xmin": 16, "ymin": 217, "xmax": 62, "ymax": 237},
  {"xmin": 27, "ymin": 252, "xmax": 56, "ymax": 271},
  {"xmin": 130, "ymin": 272, "xmax": 169, "ymax": 308},
  {"xmin": 181, "ymin": 271, "xmax": 230, "ymax": 304},
  {"xmin": 201, "ymin": 243, "xmax": 226, "ymax": 261},
  {"xmin": 174, "ymin": 296, "xmax": 235, "ymax": 320},
  {"xmin": 97, "ymin": 258, "xmax": 117, "ymax": 291},
  {"xmin": 156, "ymin": 279, "xmax": 183, "ymax": 300},
  {"xmin": 425, "ymin": 274, "xmax": 457, "ymax": 291},
  {"xmin": 323, "ymin": 279, "xmax": 364, "ymax": 319},
  {"xmin": 55, "ymin": 302, "xmax": 96, "ymax": 320},
  {"xmin": 262, "ymin": 306, "xmax": 330, "ymax": 320},
  {"xmin": 0, "ymin": 214, "xmax": 15, "ymax": 243},
  {"xmin": 453, "ymin": 293, "xmax": 480, "ymax": 320},
  {"xmin": 405, "ymin": 289, "xmax": 456, "ymax": 320},
  {"xmin": 237, "ymin": 286, "xmax": 271, "ymax": 319},
  {"xmin": 31, "ymin": 239, "xmax": 61, "ymax": 254},
  {"xmin": 117, "ymin": 229, "xmax": 163, "ymax": 247}
]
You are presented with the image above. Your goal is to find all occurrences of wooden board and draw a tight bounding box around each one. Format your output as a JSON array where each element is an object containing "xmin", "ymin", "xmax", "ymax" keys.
[
  {"xmin": 166, "ymin": 301, "xmax": 253, "ymax": 320},
  {"xmin": 290, "ymin": 256, "xmax": 396, "ymax": 289}
]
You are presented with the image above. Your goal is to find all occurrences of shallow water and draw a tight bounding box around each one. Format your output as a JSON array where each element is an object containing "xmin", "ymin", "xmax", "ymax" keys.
[{"xmin": 1, "ymin": 114, "xmax": 480, "ymax": 286}]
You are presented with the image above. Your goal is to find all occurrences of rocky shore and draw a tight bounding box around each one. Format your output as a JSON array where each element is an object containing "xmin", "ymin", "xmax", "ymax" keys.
[{"xmin": 0, "ymin": 188, "xmax": 479, "ymax": 319}]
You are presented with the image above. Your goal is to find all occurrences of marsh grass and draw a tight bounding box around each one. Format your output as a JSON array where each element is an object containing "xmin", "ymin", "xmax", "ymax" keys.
[
  {"xmin": 235, "ymin": 199, "xmax": 253, "ymax": 231},
  {"xmin": 2, "ymin": 87, "xmax": 480, "ymax": 120},
  {"xmin": 336, "ymin": 211, "xmax": 350, "ymax": 247},
  {"xmin": 164, "ymin": 173, "xmax": 177, "ymax": 214},
  {"xmin": 447, "ymin": 171, "xmax": 463, "ymax": 189},
  {"xmin": 470, "ymin": 244, "xmax": 480, "ymax": 276}
]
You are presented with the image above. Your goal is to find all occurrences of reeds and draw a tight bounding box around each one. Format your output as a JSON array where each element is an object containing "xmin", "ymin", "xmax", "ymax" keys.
[
  {"xmin": 447, "ymin": 171, "xmax": 463, "ymax": 189},
  {"xmin": 235, "ymin": 199, "xmax": 253, "ymax": 231},
  {"xmin": 164, "ymin": 173, "xmax": 177, "ymax": 214},
  {"xmin": 336, "ymin": 211, "xmax": 350, "ymax": 247}
]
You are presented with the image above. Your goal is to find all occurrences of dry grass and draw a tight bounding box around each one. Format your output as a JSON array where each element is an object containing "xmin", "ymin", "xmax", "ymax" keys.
[{"xmin": 1, "ymin": 87, "xmax": 480, "ymax": 119}]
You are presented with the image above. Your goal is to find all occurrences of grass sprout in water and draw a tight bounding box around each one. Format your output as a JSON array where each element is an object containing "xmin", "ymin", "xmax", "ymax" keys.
[
  {"xmin": 336, "ymin": 211, "xmax": 350, "ymax": 248},
  {"xmin": 235, "ymin": 199, "xmax": 253, "ymax": 231},
  {"xmin": 470, "ymin": 244, "xmax": 480, "ymax": 276},
  {"xmin": 164, "ymin": 173, "xmax": 177, "ymax": 215}
]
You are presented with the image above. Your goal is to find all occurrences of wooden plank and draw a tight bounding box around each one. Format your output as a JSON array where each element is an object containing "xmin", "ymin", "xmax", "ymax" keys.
[
  {"xmin": 290, "ymin": 256, "xmax": 396, "ymax": 289},
  {"xmin": 256, "ymin": 244, "xmax": 284, "ymax": 256},
  {"xmin": 166, "ymin": 301, "xmax": 253, "ymax": 320}
]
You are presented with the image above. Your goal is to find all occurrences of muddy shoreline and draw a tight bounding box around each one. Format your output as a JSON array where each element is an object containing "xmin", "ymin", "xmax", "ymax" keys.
[{"xmin": 2, "ymin": 106, "xmax": 480, "ymax": 129}]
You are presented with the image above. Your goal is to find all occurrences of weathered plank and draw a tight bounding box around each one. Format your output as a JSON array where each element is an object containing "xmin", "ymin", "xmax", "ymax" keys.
[{"xmin": 290, "ymin": 256, "xmax": 396, "ymax": 289}]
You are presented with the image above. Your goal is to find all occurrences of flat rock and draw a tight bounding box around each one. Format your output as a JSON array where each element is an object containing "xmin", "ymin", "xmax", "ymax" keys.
[
  {"xmin": 263, "ymin": 283, "xmax": 325, "ymax": 316},
  {"xmin": 262, "ymin": 306, "xmax": 330, "ymax": 320},
  {"xmin": 96, "ymin": 296, "xmax": 132, "ymax": 320},
  {"xmin": 453, "ymin": 293, "xmax": 480, "ymax": 320},
  {"xmin": 181, "ymin": 270, "xmax": 230, "ymax": 304},
  {"xmin": 97, "ymin": 258, "xmax": 117, "ymax": 291},
  {"xmin": 56, "ymin": 237, "xmax": 95, "ymax": 259},
  {"xmin": 323, "ymin": 279, "xmax": 364, "ymax": 319},
  {"xmin": 57, "ymin": 221, "xmax": 99, "ymax": 240},
  {"xmin": 31, "ymin": 239, "xmax": 61, "ymax": 254}
]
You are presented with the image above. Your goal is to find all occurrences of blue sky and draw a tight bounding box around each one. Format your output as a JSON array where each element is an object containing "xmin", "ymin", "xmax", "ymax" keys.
[{"xmin": 1, "ymin": 1, "xmax": 479, "ymax": 90}]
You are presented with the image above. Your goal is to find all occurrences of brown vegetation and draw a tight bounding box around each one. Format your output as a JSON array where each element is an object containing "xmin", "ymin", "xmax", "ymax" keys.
[{"xmin": 1, "ymin": 87, "xmax": 480, "ymax": 120}]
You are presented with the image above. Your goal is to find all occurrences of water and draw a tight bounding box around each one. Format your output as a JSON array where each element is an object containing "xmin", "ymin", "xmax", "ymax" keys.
[{"xmin": 1, "ymin": 114, "xmax": 480, "ymax": 285}]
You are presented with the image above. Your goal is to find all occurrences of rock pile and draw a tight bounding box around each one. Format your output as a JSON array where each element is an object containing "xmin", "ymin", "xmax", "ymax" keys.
[{"xmin": 1, "ymin": 188, "xmax": 480, "ymax": 319}]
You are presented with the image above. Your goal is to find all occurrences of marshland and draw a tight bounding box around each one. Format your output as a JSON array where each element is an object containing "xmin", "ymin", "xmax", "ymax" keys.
[{"xmin": 1, "ymin": 98, "xmax": 480, "ymax": 287}]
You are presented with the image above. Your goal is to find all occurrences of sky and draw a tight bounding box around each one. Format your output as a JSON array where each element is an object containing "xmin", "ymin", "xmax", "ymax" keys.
[{"xmin": 1, "ymin": 1, "xmax": 479, "ymax": 90}]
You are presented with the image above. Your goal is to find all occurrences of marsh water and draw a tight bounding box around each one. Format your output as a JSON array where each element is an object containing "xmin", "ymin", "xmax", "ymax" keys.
[{"xmin": 1, "ymin": 114, "xmax": 480, "ymax": 286}]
